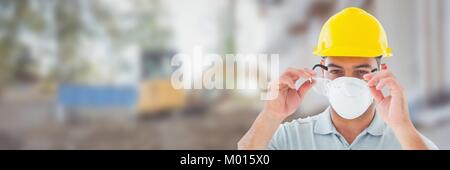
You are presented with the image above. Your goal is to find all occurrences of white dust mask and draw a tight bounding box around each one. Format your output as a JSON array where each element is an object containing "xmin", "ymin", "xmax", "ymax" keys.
[{"xmin": 311, "ymin": 77, "xmax": 373, "ymax": 119}]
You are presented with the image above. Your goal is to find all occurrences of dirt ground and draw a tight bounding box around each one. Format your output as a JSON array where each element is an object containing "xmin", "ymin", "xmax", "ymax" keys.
[
  {"xmin": 0, "ymin": 86, "xmax": 448, "ymax": 149},
  {"xmin": 0, "ymin": 86, "xmax": 259, "ymax": 149}
]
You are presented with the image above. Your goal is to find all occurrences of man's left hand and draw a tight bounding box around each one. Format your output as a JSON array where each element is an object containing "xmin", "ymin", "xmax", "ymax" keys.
[{"xmin": 363, "ymin": 69, "xmax": 429, "ymax": 149}]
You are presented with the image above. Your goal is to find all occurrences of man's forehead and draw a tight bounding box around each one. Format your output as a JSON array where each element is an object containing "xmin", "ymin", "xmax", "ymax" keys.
[{"xmin": 324, "ymin": 57, "xmax": 377, "ymax": 67}]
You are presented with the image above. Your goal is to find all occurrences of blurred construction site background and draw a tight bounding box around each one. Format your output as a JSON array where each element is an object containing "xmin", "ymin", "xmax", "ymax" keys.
[{"xmin": 0, "ymin": 0, "xmax": 449, "ymax": 149}]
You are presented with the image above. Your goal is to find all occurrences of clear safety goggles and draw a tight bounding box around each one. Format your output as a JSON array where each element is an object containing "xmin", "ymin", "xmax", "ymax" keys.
[{"xmin": 309, "ymin": 64, "xmax": 378, "ymax": 96}]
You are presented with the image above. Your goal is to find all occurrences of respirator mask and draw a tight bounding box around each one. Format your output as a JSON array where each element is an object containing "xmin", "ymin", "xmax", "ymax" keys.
[{"xmin": 310, "ymin": 64, "xmax": 375, "ymax": 119}]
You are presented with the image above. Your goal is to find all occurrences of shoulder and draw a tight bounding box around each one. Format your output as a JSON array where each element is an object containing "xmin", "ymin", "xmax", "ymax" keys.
[
  {"xmin": 383, "ymin": 126, "xmax": 439, "ymax": 150},
  {"xmin": 268, "ymin": 113, "xmax": 324, "ymax": 150},
  {"xmin": 279, "ymin": 114, "xmax": 322, "ymax": 132}
]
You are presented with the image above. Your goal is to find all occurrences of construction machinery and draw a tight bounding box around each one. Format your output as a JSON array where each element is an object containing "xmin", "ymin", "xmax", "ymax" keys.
[{"xmin": 136, "ymin": 50, "xmax": 186, "ymax": 117}]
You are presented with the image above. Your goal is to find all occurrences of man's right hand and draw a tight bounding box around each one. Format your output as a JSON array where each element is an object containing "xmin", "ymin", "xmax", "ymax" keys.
[
  {"xmin": 237, "ymin": 68, "xmax": 315, "ymax": 149},
  {"xmin": 263, "ymin": 68, "xmax": 316, "ymax": 122}
]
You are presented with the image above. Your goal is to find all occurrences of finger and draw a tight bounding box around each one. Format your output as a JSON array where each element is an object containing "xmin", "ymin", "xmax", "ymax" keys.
[
  {"xmin": 367, "ymin": 70, "xmax": 394, "ymax": 87},
  {"xmin": 363, "ymin": 66, "xmax": 391, "ymax": 80},
  {"xmin": 283, "ymin": 68, "xmax": 304, "ymax": 80},
  {"xmin": 303, "ymin": 68, "xmax": 316, "ymax": 81},
  {"xmin": 302, "ymin": 68, "xmax": 316, "ymax": 75},
  {"xmin": 375, "ymin": 77, "xmax": 403, "ymax": 93},
  {"xmin": 297, "ymin": 80, "xmax": 313, "ymax": 98},
  {"xmin": 279, "ymin": 75, "xmax": 296, "ymax": 89},
  {"xmin": 363, "ymin": 72, "xmax": 374, "ymax": 80},
  {"xmin": 266, "ymin": 81, "xmax": 283, "ymax": 100},
  {"xmin": 367, "ymin": 71, "xmax": 391, "ymax": 86},
  {"xmin": 369, "ymin": 86, "xmax": 384, "ymax": 103},
  {"xmin": 376, "ymin": 96, "xmax": 392, "ymax": 120},
  {"xmin": 301, "ymin": 68, "xmax": 316, "ymax": 76},
  {"xmin": 267, "ymin": 81, "xmax": 278, "ymax": 91},
  {"xmin": 267, "ymin": 80, "xmax": 286, "ymax": 94},
  {"xmin": 375, "ymin": 77, "xmax": 392, "ymax": 90},
  {"xmin": 284, "ymin": 68, "xmax": 316, "ymax": 79},
  {"xmin": 283, "ymin": 68, "xmax": 316, "ymax": 89}
]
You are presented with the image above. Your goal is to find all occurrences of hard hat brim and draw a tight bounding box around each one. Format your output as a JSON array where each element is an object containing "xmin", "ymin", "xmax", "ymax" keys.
[{"xmin": 313, "ymin": 46, "xmax": 392, "ymax": 57}]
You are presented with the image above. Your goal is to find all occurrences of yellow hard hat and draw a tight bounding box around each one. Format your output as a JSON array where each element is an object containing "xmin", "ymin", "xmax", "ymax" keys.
[{"xmin": 313, "ymin": 7, "xmax": 392, "ymax": 57}]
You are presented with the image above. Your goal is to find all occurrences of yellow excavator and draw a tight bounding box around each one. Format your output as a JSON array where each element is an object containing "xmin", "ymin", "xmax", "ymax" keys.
[
  {"xmin": 136, "ymin": 51, "xmax": 186, "ymax": 117},
  {"xmin": 137, "ymin": 79, "xmax": 186, "ymax": 115}
]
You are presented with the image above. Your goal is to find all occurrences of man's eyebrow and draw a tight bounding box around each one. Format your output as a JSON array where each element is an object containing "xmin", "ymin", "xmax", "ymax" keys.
[
  {"xmin": 353, "ymin": 64, "xmax": 372, "ymax": 69},
  {"xmin": 327, "ymin": 63, "xmax": 343, "ymax": 69}
]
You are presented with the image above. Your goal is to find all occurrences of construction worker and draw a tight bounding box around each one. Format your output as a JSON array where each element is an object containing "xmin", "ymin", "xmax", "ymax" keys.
[{"xmin": 238, "ymin": 7, "xmax": 437, "ymax": 150}]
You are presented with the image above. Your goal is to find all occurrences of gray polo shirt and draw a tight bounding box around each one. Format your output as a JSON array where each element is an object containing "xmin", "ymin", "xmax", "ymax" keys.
[{"xmin": 268, "ymin": 107, "xmax": 438, "ymax": 150}]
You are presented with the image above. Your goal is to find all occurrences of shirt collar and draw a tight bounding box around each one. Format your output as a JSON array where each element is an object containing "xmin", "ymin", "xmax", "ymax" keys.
[
  {"xmin": 366, "ymin": 111, "xmax": 385, "ymax": 136},
  {"xmin": 313, "ymin": 107, "xmax": 385, "ymax": 136}
]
